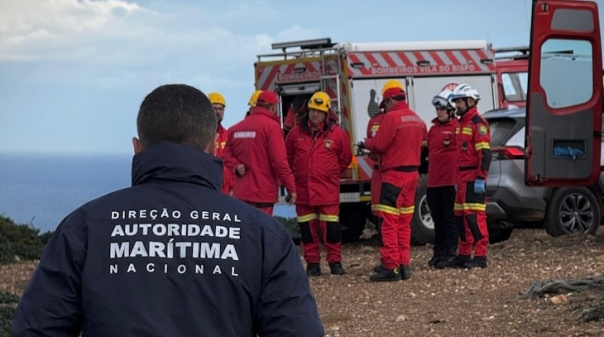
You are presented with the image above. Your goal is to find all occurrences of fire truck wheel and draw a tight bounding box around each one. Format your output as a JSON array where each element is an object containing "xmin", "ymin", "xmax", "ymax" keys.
[
  {"xmin": 340, "ymin": 203, "xmax": 370, "ymax": 243},
  {"xmin": 411, "ymin": 174, "xmax": 435, "ymax": 245}
]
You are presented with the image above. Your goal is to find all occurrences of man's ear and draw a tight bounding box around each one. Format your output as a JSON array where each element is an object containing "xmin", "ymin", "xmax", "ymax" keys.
[
  {"xmin": 132, "ymin": 137, "xmax": 145, "ymax": 154},
  {"xmin": 205, "ymin": 135, "xmax": 217, "ymax": 155}
]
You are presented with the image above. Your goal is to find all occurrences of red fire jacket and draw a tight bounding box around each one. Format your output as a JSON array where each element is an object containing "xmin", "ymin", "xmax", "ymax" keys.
[
  {"xmin": 223, "ymin": 107, "xmax": 296, "ymax": 203},
  {"xmin": 285, "ymin": 118, "xmax": 352, "ymax": 205},
  {"xmin": 365, "ymin": 101, "xmax": 427, "ymax": 171},
  {"xmin": 215, "ymin": 123, "xmax": 234, "ymax": 194},
  {"xmin": 427, "ymin": 117, "xmax": 458, "ymax": 187},
  {"xmin": 455, "ymin": 107, "xmax": 491, "ymax": 181}
]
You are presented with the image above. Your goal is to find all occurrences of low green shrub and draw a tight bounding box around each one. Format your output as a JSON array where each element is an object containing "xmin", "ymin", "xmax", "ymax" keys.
[
  {"xmin": 0, "ymin": 292, "xmax": 19, "ymax": 336},
  {"xmin": 0, "ymin": 215, "xmax": 52, "ymax": 263},
  {"xmin": 274, "ymin": 216, "xmax": 299, "ymax": 235}
]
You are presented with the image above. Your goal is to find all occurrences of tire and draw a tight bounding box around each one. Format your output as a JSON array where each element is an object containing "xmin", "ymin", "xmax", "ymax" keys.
[
  {"xmin": 544, "ymin": 187, "xmax": 601, "ymax": 237},
  {"xmin": 411, "ymin": 174, "xmax": 435, "ymax": 245},
  {"xmin": 340, "ymin": 202, "xmax": 370, "ymax": 243}
]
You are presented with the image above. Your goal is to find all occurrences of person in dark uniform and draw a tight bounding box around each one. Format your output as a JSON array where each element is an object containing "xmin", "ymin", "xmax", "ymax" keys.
[
  {"xmin": 12, "ymin": 84, "xmax": 324, "ymax": 337},
  {"xmin": 425, "ymin": 87, "xmax": 459, "ymax": 269}
]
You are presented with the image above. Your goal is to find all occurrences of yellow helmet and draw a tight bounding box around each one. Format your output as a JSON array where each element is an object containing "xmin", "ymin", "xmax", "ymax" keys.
[
  {"xmin": 307, "ymin": 91, "xmax": 331, "ymax": 113},
  {"xmin": 380, "ymin": 80, "xmax": 406, "ymax": 108},
  {"xmin": 248, "ymin": 90, "xmax": 262, "ymax": 107},
  {"xmin": 208, "ymin": 92, "xmax": 226, "ymax": 106},
  {"xmin": 381, "ymin": 80, "xmax": 405, "ymax": 94}
]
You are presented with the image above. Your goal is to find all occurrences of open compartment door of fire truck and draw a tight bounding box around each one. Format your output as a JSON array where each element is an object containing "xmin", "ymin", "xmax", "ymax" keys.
[{"xmin": 525, "ymin": 0, "xmax": 602, "ymax": 187}]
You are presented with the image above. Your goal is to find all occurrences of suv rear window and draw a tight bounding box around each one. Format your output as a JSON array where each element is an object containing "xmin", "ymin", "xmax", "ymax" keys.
[{"xmin": 488, "ymin": 118, "xmax": 522, "ymax": 147}]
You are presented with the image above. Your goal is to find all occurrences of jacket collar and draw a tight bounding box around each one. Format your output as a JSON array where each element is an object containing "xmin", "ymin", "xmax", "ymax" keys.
[
  {"xmin": 431, "ymin": 116, "xmax": 456, "ymax": 125},
  {"xmin": 132, "ymin": 141, "xmax": 222, "ymax": 191},
  {"xmin": 388, "ymin": 101, "xmax": 409, "ymax": 112},
  {"xmin": 459, "ymin": 106, "xmax": 479, "ymax": 122},
  {"xmin": 249, "ymin": 106, "xmax": 280, "ymax": 123}
]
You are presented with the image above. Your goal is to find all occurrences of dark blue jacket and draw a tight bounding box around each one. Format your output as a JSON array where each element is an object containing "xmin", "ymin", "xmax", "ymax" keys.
[{"xmin": 12, "ymin": 142, "xmax": 324, "ymax": 337}]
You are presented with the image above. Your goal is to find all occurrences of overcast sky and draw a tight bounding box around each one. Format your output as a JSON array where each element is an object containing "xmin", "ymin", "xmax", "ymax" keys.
[{"xmin": 0, "ymin": 0, "xmax": 593, "ymax": 154}]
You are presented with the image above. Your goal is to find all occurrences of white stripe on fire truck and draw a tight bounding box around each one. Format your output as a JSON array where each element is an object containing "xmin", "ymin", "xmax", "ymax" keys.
[
  {"xmin": 451, "ymin": 50, "xmax": 469, "ymax": 67},
  {"xmin": 405, "ymin": 52, "xmax": 419, "ymax": 66},
  {"xmin": 445, "ymin": 50, "xmax": 462, "ymax": 65},
  {"xmin": 419, "ymin": 51, "xmax": 437, "ymax": 65},
  {"xmin": 357, "ymin": 156, "xmax": 373, "ymax": 179},
  {"xmin": 436, "ymin": 51, "xmax": 453, "ymax": 65},
  {"xmin": 464, "ymin": 49, "xmax": 494, "ymax": 71},
  {"xmin": 372, "ymin": 53, "xmax": 392, "ymax": 68}
]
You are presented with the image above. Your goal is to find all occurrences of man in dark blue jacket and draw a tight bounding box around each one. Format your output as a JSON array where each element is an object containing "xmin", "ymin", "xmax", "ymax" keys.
[{"xmin": 12, "ymin": 84, "xmax": 325, "ymax": 337}]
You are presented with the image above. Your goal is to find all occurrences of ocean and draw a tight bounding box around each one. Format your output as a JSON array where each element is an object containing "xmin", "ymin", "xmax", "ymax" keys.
[{"xmin": 0, "ymin": 153, "xmax": 296, "ymax": 233}]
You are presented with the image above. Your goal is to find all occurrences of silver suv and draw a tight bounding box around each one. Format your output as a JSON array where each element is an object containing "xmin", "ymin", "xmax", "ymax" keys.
[{"xmin": 485, "ymin": 107, "xmax": 603, "ymax": 239}]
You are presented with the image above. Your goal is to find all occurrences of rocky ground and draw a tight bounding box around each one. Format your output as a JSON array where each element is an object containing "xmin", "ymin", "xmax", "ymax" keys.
[
  {"xmin": 311, "ymin": 228, "xmax": 604, "ymax": 337},
  {"xmin": 3, "ymin": 228, "xmax": 604, "ymax": 336}
]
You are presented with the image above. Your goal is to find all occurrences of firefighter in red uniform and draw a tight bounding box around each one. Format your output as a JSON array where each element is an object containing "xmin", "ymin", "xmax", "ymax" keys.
[
  {"xmin": 208, "ymin": 92, "xmax": 234, "ymax": 195},
  {"xmin": 223, "ymin": 90, "xmax": 296, "ymax": 215},
  {"xmin": 362, "ymin": 80, "xmax": 427, "ymax": 282},
  {"xmin": 426, "ymin": 87, "xmax": 459, "ymax": 269},
  {"xmin": 449, "ymin": 83, "xmax": 492, "ymax": 269},
  {"xmin": 285, "ymin": 91, "xmax": 352, "ymax": 277}
]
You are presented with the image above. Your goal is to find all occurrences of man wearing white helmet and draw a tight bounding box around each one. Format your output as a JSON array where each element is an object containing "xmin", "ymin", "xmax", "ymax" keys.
[
  {"xmin": 449, "ymin": 83, "xmax": 492, "ymax": 269},
  {"xmin": 426, "ymin": 84, "xmax": 459, "ymax": 269}
]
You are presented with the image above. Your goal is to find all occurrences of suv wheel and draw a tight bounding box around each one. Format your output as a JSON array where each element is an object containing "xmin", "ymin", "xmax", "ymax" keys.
[
  {"xmin": 411, "ymin": 174, "xmax": 435, "ymax": 245},
  {"xmin": 545, "ymin": 187, "xmax": 601, "ymax": 237}
]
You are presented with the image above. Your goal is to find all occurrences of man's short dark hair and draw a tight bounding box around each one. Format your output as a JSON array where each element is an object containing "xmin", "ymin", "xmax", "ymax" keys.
[{"xmin": 137, "ymin": 84, "xmax": 217, "ymax": 149}]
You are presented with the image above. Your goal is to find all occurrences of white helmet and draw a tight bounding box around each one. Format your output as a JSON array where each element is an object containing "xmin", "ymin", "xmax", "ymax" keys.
[
  {"xmin": 431, "ymin": 89, "xmax": 456, "ymax": 111},
  {"xmin": 450, "ymin": 83, "xmax": 480, "ymax": 102}
]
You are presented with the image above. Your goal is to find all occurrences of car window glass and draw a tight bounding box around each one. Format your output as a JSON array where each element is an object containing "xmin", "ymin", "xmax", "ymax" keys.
[
  {"xmin": 506, "ymin": 126, "xmax": 525, "ymax": 148},
  {"xmin": 501, "ymin": 72, "xmax": 528, "ymax": 102},
  {"xmin": 488, "ymin": 118, "xmax": 516, "ymax": 146},
  {"xmin": 540, "ymin": 39, "xmax": 593, "ymax": 108}
]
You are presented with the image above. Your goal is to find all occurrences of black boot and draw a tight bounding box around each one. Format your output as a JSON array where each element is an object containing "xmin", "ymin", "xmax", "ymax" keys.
[
  {"xmin": 428, "ymin": 247, "xmax": 443, "ymax": 267},
  {"xmin": 435, "ymin": 254, "xmax": 456, "ymax": 269},
  {"xmin": 444, "ymin": 254, "xmax": 471, "ymax": 268},
  {"xmin": 463, "ymin": 256, "xmax": 488, "ymax": 269},
  {"xmin": 329, "ymin": 262, "xmax": 347, "ymax": 275},
  {"xmin": 370, "ymin": 267, "xmax": 401, "ymax": 282},
  {"xmin": 399, "ymin": 265, "xmax": 411, "ymax": 280},
  {"xmin": 306, "ymin": 263, "xmax": 321, "ymax": 277},
  {"xmin": 435, "ymin": 247, "xmax": 458, "ymax": 269}
]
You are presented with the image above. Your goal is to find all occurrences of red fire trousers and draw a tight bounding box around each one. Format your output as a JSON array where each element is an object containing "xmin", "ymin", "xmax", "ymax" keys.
[{"xmin": 296, "ymin": 204, "xmax": 342, "ymax": 264}]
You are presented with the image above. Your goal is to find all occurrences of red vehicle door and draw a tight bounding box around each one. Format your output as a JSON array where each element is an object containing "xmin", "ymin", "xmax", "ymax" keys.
[{"xmin": 525, "ymin": 0, "xmax": 603, "ymax": 186}]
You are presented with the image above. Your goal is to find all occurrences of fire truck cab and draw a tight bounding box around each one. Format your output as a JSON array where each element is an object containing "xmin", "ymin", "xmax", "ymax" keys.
[{"xmin": 255, "ymin": 37, "xmax": 527, "ymax": 243}]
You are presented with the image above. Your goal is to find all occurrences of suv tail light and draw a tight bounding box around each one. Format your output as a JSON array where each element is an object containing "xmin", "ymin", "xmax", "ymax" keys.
[{"xmin": 492, "ymin": 146, "xmax": 525, "ymax": 159}]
